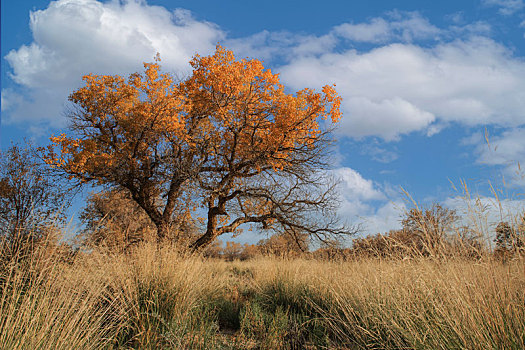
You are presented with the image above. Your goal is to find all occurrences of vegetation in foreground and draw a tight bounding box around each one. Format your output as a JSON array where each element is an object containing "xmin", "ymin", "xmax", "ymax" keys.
[{"xmin": 1, "ymin": 240, "xmax": 524, "ymax": 350}]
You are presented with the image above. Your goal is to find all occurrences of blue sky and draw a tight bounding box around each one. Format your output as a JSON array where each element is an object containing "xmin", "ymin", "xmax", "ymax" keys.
[{"xmin": 2, "ymin": 0, "xmax": 525, "ymax": 241}]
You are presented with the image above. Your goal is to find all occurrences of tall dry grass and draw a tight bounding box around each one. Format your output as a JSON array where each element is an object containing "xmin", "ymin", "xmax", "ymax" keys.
[
  {"xmin": 310, "ymin": 259, "xmax": 525, "ymax": 349},
  {"xmin": 0, "ymin": 242, "xmax": 225, "ymax": 349},
  {"xmin": 1, "ymin": 241, "xmax": 523, "ymax": 349},
  {"xmin": 0, "ymin": 242, "xmax": 118, "ymax": 349},
  {"xmin": 221, "ymin": 257, "xmax": 525, "ymax": 349}
]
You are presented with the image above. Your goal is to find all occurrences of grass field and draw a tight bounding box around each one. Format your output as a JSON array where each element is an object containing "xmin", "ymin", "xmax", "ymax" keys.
[{"xmin": 1, "ymin": 243, "xmax": 523, "ymax": 349}]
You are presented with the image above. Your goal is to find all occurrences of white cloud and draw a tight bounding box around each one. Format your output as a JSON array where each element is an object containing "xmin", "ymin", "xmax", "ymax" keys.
[
  {"xmin": 341, "ymin": 97, "xmax": 435, "ymax": 141},
  {"xmin": 449, "ymin": 21, "xmax": 492, "ymax": 36},
  {"xmin": 331, "ymin": 167, "xmax": 405, "ymax": 235},
  {"xmin": 220, "ymin": 12, "xmax": 519, "ymax": 142},
  {"xmin": 360, "ymin": 145, "xmax": 399, "ymax": 163},
  {"xmin": 444, "ymin": 195, "xmax": 525, "ymax": 242},
  {"xmin": 334, "ymin": 167, "xmax": 385, "ymax": 201},
  {"xmin": 333, "ymin": 12, "xmax": 440, "ymax": 43},
  {"xmin": 280, "ymin": 37, "xmax": 525, "ymax": 140},
  {"xmin": 482, "ymin": 0, "xmax": 524, "ymax": 15},
  {"xmin": 333, "ymin": 165, "xmax": 524, "ymax": 238},
  {"xmin": 478, "ymin": 129, "xmax": 525, "ymax": 166},
  {"xmin": 445, "ymin": 195, "xmax": 525, "ymax": 222},
  {"xmin": 4, "ymin": 0, "xmax": 224, "ymax": 126},
  {"xmin": 333, "ymin": 18, "xmax": 391, "ymax": 43},
  {"xmin": 225, "ymin": 31, "xmax": 337, "ymax": 62},
  {"xmin": 1, "ymin": 89, "xmax": 24, "ymax": 112},
  {"xmin": 212, "ymin": 168, "xmax": 405, "ymax": 243},
  {"xmin": 359, "ymin": 200, "xmax": 405, "ymax": 235},
  {"xmin": 466, "ymin": 128, "xmax": 525, "ymax": 187}
]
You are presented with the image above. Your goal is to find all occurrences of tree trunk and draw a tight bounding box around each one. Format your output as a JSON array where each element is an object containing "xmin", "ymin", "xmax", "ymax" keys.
[
  {"xmin": 190, "ymin": 230, "xmax": 217, "ymax": 251},
  {"xmin": 190, "ymin": 205, "xmax": 219, "ymax": 251},
  {"xmin": 155, "ymin": 220, "xmax": 169, "ymax": 244}
]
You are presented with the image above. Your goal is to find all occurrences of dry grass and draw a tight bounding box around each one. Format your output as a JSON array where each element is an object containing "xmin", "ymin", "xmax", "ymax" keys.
[
  {"xmin": 0, "ymin": 245, "xmax": 118, "ymax": 349},
  {"xmin": 1, "ymin": 242, "xmax": 523, "ymax": 349},
  {"xmin": 310, "ymin": 258, "xmax": 525, "ymax": 349}
]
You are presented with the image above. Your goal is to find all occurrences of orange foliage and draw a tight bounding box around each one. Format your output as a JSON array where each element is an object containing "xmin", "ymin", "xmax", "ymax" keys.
[{"xmin": 46, "ymin": 46, "xmax": 340, "ymax": 180}]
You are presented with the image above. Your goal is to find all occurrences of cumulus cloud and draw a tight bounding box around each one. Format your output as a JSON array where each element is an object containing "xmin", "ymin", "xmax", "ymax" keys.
[
  {"xmin": 225, "ymin": 31, "xmax": 337, "ymax": 62},
  {"xmin": 360, "ymin": 144, "xmax": 399, "ymax": 163},
  {"xmin": 223, "ymin": 12, "xmax": 524, "ymax": 142},
  {"xmin": 1, "ymin": 89, "xmax": 24, "ymax": 113},
  {"xmin": 334, "ymin": 165, "xmax": 524, "ymax": 238},
  {"xmin": 477, "ymin": 129, "xmax": 525, "ymax": 167},
  {"xmin": 449, "ymin": 21, "xmax": 492, "ymax": 37},
  {"xmin": 359, "ymin": 200, "xmax": 406, "ymax": 235},
  {"xmin": 334, "ymin": 167, "xmax": 385, "ymax": 201},
  {"xmin": 209, "ymin": 167, "xmax": 405, "ymax": 243},
  {"xmin": 465, "ymin": 128, "xmax": 525, "ymax": 187},
  {"xmin": 445, "ymin": 195, "xmax": 525, "ymax": 221},
  {"xmin": 341, "ymin": 97, "xmax": 435, "ymax": 141},
  {"xmin": 334, "ymin": 166, "xmax": 524, "ymax": 238},
  {"xmin": 333, "ymin": 11, "xmax": 440, "ymax": 43},
  {"xmin": 280, "ymin": 37, "xmax": 525, "ymax": 140},
  {"xmin": 332, "ymin": 167, "xmax": 405, "ymax": 235},
  {"xmin": 482, "ymin": 0, "xmax": 524, "ymax": 15},
  {"xmin": 332, "ymin": 18, "xmax": 391, "ymax": 43},
  {"xmin": 4, "ymin": 0, "xmax": 224, "ymax": 126},
  {"xmin": 444, "ymin": 195, "xmax": 525, "ymax": 242}
]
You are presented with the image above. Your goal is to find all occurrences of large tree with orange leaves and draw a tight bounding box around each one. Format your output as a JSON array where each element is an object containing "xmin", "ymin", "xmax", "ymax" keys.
[{"xmin": 46, "ymin": 46, "xmax": 349, "ymax": 250}]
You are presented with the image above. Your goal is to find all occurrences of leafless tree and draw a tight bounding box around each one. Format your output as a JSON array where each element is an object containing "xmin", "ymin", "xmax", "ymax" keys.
[{"xmin": 0, "ymin": 144, "xmax": 69, "ymax": 256}]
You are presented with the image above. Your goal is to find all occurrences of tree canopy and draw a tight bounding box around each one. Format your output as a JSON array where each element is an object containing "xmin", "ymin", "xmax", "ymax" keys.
[
  {"xmin": 46, "ymin": 45, "xmax": 347, "ymax": 250},
  {"xmin": 1, "ymin": 144, "xmax": 68, "ymax": 254}
]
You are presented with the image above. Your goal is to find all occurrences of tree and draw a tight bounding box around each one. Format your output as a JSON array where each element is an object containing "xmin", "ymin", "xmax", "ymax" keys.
[
  {"xmin": 221, "ymin": 241, "xmax": 244, "ymax": 261},
  {"xmin": 402, "ymin": 203, "xmax": 458, "ymax": 257},
  {"xmin": 0, "ymin": 144, "xmax": 68, "ymax": 254},
  {"xmin": 350, "ymin": 229, "xmax": 419, "ymax": 259},
  {"xmin": 46, "ymin": 46, "xmax": 347, "ymax": 250},
  {"xmin": 350, "ymin": 204, "xmax": 475, "ymax": 259},
  {"xmin": 494, "ymin": 222, "xmax": 513, "ymax": 254},
  {"xmin": 256, "ymin": 232, "xmax": 309, "ymax": 257},
  {"xmin": 80, "ymin": 189, "xmax": 153, "ymax": 250},
  {"xmin": 79, "ymin": 188, "xmax": 198, "ymax": 251},
  {"xmin": 494, "ymin": 218, "xmax": 525, "ymax": 258}
]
